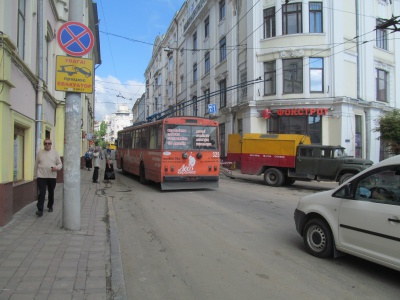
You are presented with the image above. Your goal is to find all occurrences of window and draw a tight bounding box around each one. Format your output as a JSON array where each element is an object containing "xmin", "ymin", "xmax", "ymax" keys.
[
  {"xmin": 310, "ymin": 57, "xmax": 323, "ymax": 92},
  {"xmin": 355, "ymin": 115, "xmax": 362, "ymax": 158},
  {"xmin": 376, "ymin": 19, "xmax": 388, "ymax": 50},
  {"xmin": 309, "ymin": 2, "xmax": 322, "ymax": 33},
  {"xmin": 17, "ymin": 0, "xmax": 26, "ymax": 58},
  {"xmin": 376, "ymin": 69, "xmax": 388, "ymax": 102},
  {"xmin": 204, "ymin": 17, "xmax": 210, "ymax": 38},
  {"xmin": 164, "ymin": 125, "xmax": 218, "ymax": 150},
  {"xmin": 264, "ymin": 61, "xmax": 276, "ymax": 95},
  {"xmin": 268, "ymin": 115, "xmax": 322, "ymax": 144},
  {"xmin": 140, "ymin": 128, "xmax": 149, "ymax": 149},
  {"xmin": 168, "ymin": 82, "xmax": 173, "ymax": 98},
  {"xmin": 205, "ymin": 52, "xmax": 210, "ymax": 74},
  {"xmin": 219, "ymin": 123, "xmax": 225, "ymax": 156},
  {"xmin": 355, "ymin": 168, "xmax": 400, "ymax": 205},
  {"xmin": 193, "ymin": 32, "xmax": 197, "ymax": 51},
  {"xmin": 204, "ymin": 89, "xmax": 211, "ymax": 109},
  {"xmin": 149, "ymin": 125, "xmax": 162, "ymax": 150},
  {"xmin": 192, "ymin": 96, "xmax": 198, "ymax": 116},
  {"xmin": 154, "ymin": 97, "xmax": 158, "ymax": 112},
  {"xmin": 179, "ymin": 75, "xmax": 184, "ymax": 94},
  {"xmin": 219, "ymin": 0, "xmax": 226, "ymax": 21},
  {"xmin": 237, "ymin": 119, "xmax": 243, "ymax": 136},
  {"xmin": 177, "ymin": 103, "xmax": 185, "ymax": 117},
  {"xmin": 283, "ymin": 58, "xmax": 303, "ymax": 93},
  {"xmin": 219, "ymin": 79, "xmax": 227, "ymax": 108},
  {"xmin": 168, "ymin": 56, "xmax": 174, "ymax": 72},
  {"xmin": 193, "ymin": 63, "xmax": 197, "ymax": 82},
  {"xmin": 282, "ymin": 3, "xmax": 302, "ymax": 35},
  {"xmin": 263, "ymin": 7, "xmax": 276, "ymax": 38},
  {"xmin": 219, "ymin": 37, "xmax": 226, "ymax": 62},
  {"xmin": 240, "ymin": 70, "xmax": 247, "ymax": 100},
  {"xmin": 14, "ymin": 126, "xmax": 25, "ymax": 181}
]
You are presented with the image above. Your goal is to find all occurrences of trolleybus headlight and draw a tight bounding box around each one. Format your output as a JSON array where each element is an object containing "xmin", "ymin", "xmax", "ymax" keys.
[
  {"xmin": 196, "ymin": 152, "xmax": 203, "ymax": 159},
  {"xmin": 182, "ymin": 152, "xmax": 188, "ymax": 159}
]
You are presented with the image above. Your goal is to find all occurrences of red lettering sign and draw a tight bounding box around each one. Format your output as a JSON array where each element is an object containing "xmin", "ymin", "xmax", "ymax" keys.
[{"xmin": 275, "ymin": 108, "xmax": 328, "ymax": 116}]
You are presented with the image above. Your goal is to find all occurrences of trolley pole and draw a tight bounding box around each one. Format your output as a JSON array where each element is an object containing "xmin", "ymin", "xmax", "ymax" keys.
[{"xmin": 63, "ymin": 0, "xmax": 83, "ymax": 230}]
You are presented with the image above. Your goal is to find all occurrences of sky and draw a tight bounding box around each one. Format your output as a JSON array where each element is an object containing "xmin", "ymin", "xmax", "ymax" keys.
[{"xmin": 94, "ymin": 0, "xmax": 185, "ymax": 121}]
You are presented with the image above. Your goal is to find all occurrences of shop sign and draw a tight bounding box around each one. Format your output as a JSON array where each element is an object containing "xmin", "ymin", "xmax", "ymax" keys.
[
  {"xmin": 276, "ymin": 108, "xmax": 328, "ymax": 116},
  {"xmin": 263, "ymin": 108, "xmax": 328, "ymax": 117},
  {"xmin": 262, "ymin": 109, "xmax": 272, "ymax": 119}
]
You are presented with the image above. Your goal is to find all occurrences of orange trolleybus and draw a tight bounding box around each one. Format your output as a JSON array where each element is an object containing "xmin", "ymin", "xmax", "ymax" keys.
[{"xmin": 115, "ymin": 116, "xmax": 220, "ymax": 190}]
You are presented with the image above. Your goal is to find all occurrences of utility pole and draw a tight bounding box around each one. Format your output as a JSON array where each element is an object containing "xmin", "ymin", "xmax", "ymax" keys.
[{"xmin": 63, "ymin": 0, "xmax": 83, "ymax": 230}]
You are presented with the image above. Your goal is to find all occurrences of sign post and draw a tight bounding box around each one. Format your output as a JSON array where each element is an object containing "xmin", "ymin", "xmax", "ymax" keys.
[
  {"xmin": 58, "ymin": 19, "xmax": 94, "ymax": 231},
  {"xmin": 57, "ymin": 21, "xmax": 95, "ymax": 56}
]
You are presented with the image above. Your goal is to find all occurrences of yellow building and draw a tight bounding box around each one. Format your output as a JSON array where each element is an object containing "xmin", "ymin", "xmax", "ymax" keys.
[{"xmin": 0, "ymin": 1, "xmax": 101, "ymax": 226}]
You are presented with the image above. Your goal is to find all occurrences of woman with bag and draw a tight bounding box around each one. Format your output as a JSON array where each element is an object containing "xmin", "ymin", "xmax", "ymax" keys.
[
  {"xmin": 84, "ymin": 148, "xmax": 93, "ymax": 171},
  {"xmin": 104, "ymin": 157, "xmax": 115, "ymax": 184}
]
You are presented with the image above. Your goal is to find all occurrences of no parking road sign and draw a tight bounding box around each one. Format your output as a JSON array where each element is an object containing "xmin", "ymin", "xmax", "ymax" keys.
[{"xmin": 57, "ymin": 21, "xmax": 94, "ymax": 56}]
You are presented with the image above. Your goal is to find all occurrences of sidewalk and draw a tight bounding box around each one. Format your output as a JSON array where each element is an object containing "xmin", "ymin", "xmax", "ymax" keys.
[{"xmin": 0, "ymin": 166, "xmax": 126, "ymax": 300}]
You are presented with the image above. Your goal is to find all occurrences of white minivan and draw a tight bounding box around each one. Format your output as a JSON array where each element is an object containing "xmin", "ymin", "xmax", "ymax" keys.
[{"xmin": 294, "ymin": 155, "xmax": 400, "ymax": 271}]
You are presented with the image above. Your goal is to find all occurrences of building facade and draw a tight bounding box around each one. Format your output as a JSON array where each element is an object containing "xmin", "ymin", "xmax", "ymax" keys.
[
  {"xmin": 0, "ymin": 0, "xmax": 101, "ymax": 226},
  {"xmin": 102, "ymin": 105, "xmax": 133, "ymax": 145},
  {"xmin": 144, "ymin": 0, "xmax": 400, "ymax": 163},
  {"xmin": 132, "ymin": 94, "xmax": 146, "ymax": 124}
]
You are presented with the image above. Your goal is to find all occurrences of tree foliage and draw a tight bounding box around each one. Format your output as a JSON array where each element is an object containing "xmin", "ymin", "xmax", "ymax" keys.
[
  {"xmin": 99, "ymin": 121, "xmax": 107, "ymax": 138},
  {"xmin": 374, "ymin": 109, "xmax": 400, "ymax": 155},
  {"xmin": 93, "ymin": 122, "xmax": 109, "ymax": 149}
]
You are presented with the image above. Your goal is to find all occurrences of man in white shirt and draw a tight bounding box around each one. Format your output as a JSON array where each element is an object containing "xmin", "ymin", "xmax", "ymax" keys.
[{"xmin": 34, "ymin": 139, "xmax": 63, "ymax": 217}]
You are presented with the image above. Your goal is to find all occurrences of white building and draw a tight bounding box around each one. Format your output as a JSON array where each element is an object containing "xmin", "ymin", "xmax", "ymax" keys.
[
  {"xmin": 102, "ymin": 104, "xmax": 133, "ymax": 144},
  {"xmin": 144, "ymin": 0, "xmax": 400, "ymax": 163},
  {"xmin": 132, "ymin": 94, "xmax": 146, "ymax": 124}
]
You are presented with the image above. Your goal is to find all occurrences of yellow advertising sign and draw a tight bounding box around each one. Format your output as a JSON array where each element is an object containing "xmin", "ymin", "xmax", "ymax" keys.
[{"xmin": 56, "ymin": 56, "xmax": 93, "ymax": 93}]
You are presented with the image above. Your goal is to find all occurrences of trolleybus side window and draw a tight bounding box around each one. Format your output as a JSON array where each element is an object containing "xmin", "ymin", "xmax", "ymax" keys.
[
  {"xmin": 131, "ymin": 130, "xmax": 136, "ymax": 149},
  {"xmin": 133, "ymin": 129, "xmax": 139, "ymax": 148},
  {"xmin": 149, "ymin": 124, "xmax": 162, "ymax": 150},
  {"xmin": 140, "ymin": 127, "xmax": 149, "ymax": 149}
]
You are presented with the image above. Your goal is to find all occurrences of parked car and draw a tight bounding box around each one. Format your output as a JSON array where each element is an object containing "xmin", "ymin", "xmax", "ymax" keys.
[{"xmin": 294, "ymin": 155, "xmax": 400, "ymax": 271}]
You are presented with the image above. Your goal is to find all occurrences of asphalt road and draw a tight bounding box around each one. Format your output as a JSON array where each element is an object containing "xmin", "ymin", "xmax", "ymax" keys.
[{"xmin": 111, "ymin": 171, "xmax": 400, "ymax": 300}]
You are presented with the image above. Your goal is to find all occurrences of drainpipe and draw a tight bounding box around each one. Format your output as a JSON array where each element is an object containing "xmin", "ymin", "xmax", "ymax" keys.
[
  {"xmin": 36, "ymin": 0, "xmax": 44, "ymax": 154},
  {"xmin": 233, "ymin": 0, "xmax": 240, "ymax": 133},
  {"xmin": 174, "ymin": 17, "xmax": 178, "ymax": 115},
  {"xmin": 356, "ymin": 0, "xmax": 360, "ymax": 100},
  {"xmin": 355, "ymin": 1, "xmax": 370, "ymax": 159}
]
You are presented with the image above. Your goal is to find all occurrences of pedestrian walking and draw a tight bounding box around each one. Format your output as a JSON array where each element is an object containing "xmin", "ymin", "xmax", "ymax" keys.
[
  {"xmin": 34, "ymin": 139, "xmax": 63, "ymax": 217},
  {"xmin": 84, "ymin": 148, "xmax": 93, "ymax": 170},
  {"xmin": 106, "ymin": 146, "xmax": 111, "ymax": 159},
  {"xmin": 92, "ymin": 147, "xmax": 101, "ymax": 183},
  {"xmin": 104, "ymin": 157, "xmax": 115, "ymax": 185}
]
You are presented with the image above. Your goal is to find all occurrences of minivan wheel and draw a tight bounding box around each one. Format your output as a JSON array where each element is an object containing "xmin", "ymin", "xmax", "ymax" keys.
[{"xmin": 303, "ymin": 218, "xmax": 333, "ymax": 258}]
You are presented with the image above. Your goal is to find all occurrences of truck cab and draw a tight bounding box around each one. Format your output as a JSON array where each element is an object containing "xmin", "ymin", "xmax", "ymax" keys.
[{"xmin": 292, "ymin": 145, "xmax": 373, "ymax": 184}]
